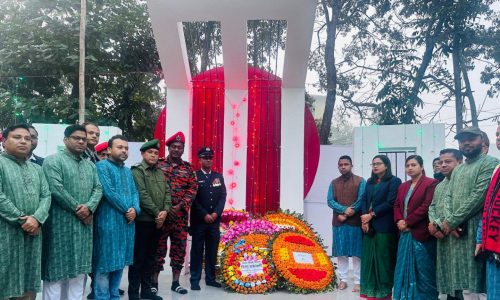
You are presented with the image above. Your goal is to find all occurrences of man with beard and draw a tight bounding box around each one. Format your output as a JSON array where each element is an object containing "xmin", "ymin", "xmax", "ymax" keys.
[
  {"xmin": 27, "ymin": 125, "xmax": 44, "ymax": 166},
  {"xmin": 42, "ymin": 125, "xmax": 102, "ymax": 299},
  {"xmin": 440, "ymin": 127, "xmax": 498, "ymax": 299},
  {"xmin": 476, "ymin": 123, "xmax": 500, "ymax": 299},
  {"xmin": 0, "ymin": 124, "xmax": 51, "ymax": 299},
  {"xmin": 153, "ymin": 132, "xmax": 197, "ymax": 295},
  {"xmin": 94, "ymin": 135, "xmax": 140, "ymax": 299},
  {"xmin": 428, "ymin": 148, "xmax": 463, "ymax": 300},
  {"xmin": 82, "ymin": 124, "xmax": 126, "ymax": 299},
  {"xmin": 327, "ymin": 155, "xmax": 365, "ymax": 292}
]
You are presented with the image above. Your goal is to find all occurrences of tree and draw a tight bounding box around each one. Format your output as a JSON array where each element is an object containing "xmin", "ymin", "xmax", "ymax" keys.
[
  {"xmin": 310, "ymin": 0, "xmax": 391, "ymax": 143},
  {"xmin": 79, "ymin": 0, "xmax": 86, "ymax": 123},
  {"xmin": 0, "ymin": 0, "xmax": 163, "ymax": 140},
  {"xmin": 310, "ymin": 0, "xmax": 499, "ymax": 137}
]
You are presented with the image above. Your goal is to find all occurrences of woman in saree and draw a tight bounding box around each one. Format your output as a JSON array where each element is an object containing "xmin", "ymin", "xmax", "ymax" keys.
[
  {"xmin": 360, "ymin": 155, "xmax": 402, "ymax": 300},
  {"xmin": 393, "ymin": 155, "xmax": 439, "ymax": 299}
]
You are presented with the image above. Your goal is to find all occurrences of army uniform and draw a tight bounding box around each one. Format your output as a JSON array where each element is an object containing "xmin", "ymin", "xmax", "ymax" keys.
[{"xmin": 129, "ymin": 140, "xmax": 171, "ymax": 300}]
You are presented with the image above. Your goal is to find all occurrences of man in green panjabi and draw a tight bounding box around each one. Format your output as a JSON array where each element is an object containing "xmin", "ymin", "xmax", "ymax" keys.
[
  {"xmin": 41, "ymin": 124, "xmax": 103, "ymax": 299},
  {"xmin": 441, "ymin": 127, "xmax": 499, "ymax": 299},
  {"xmin": 428, "ymin": 148, "xmax": 463, "ymax": 300},
  {"xmin": 0, "ymin": 124, "xmax": 51, "ymax": 300}
]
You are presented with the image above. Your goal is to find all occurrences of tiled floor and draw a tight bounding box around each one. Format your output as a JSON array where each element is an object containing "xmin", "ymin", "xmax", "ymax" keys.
[{"xmin": 37, "ymin": 265, "xmax": 363, "ymax": 300}]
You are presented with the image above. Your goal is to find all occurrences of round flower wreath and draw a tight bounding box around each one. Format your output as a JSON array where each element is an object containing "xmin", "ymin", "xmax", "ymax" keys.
[
  {"xmin": 271, "ymin": 231, "xmax": 335, "ymax": 293},
  {"xmin": 221, "ymin": 239, "xmax": 277, "ymax": 294},
  {"xmin": 264, "ymin": 210, "xmax": 317, "ymax": 240}
]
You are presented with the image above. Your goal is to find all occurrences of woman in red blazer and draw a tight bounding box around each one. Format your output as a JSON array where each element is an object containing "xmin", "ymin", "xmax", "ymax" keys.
[{"xmin": 393, "ymin": 155, "xmax": 439, "ymax": 300}]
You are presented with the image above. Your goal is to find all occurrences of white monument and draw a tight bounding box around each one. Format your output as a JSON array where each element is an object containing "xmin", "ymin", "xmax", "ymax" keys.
[{"xmin": 147, "ymin": 0, "xmax": 317, "ymax": 212}]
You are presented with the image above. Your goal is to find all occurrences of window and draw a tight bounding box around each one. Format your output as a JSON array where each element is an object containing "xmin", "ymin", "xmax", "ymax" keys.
[{"xmin": 378, "ymin": 147, "xmax": 416, "ymax": 181}]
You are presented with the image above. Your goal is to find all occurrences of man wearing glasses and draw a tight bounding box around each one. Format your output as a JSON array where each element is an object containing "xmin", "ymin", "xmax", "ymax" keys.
[{"xmin": 42, "ymin": 124, "xmax": 103, "ymax": 299}]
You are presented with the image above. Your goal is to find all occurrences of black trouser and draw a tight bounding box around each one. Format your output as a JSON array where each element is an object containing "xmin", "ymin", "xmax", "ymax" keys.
[
  {"xmin": 128, "ymin": 221, "xmax": 162, "ymax": 295},
  {"xmin": 189, "ymin": 222, "xmax": 220, "ymax": 284}
]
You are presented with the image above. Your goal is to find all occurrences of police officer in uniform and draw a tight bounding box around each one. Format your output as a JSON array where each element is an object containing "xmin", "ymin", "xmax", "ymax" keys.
[{"xmin": 189, "ymin": 147, "xmax": 226, "ymax": 290}]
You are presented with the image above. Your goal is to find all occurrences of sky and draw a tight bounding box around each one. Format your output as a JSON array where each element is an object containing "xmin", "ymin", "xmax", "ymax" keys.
[{"xmin": 303, "ymin": 4, "xmax": 499, "ymax": 158}]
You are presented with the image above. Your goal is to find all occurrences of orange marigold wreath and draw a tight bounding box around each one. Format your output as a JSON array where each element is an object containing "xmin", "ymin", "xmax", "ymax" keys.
[
  {"xmin": 271, "ymin": 231, "xmax": 335, "ymax": 293},
  {"xmin": 264, "ymin": 210, "xmax": 317, "ymax": 240}
]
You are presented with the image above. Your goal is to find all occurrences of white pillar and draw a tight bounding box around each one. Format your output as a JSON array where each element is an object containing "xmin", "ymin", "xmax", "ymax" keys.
[
  {"xmin": 165, "ymin": 88, "xmax": 192, "ymax": 161},
  {"xmin": 280, "ymin": 88, "xmax": 305, "ymax": 212}
]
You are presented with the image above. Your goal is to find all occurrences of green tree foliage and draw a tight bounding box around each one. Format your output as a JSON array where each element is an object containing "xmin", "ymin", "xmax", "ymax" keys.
[
  {"xmin": 310, "ymin": 0, "xmax": 499, "ymax": 141},
  {"xmin": 0, "ymin": 0, "xmax": 162, "ymax": 140}
]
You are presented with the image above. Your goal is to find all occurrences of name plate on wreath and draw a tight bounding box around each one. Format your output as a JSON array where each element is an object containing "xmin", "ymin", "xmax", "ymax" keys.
[
  {"xmin": 292, "ymin": 252, "xmax": 314, "ymax": 264},
  {"xmin": 240, "ymin": 261, "xmax": 264, "ymax": 276}
]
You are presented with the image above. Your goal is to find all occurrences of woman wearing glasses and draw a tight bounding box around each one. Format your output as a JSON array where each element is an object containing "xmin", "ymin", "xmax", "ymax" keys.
[
  {"xmin": 360, "ymin": 155, "xmax": 402, "ymax": 300},
  {"xmin": 393, "ymin": 155, "xmax": 439, "ymax": 299}
]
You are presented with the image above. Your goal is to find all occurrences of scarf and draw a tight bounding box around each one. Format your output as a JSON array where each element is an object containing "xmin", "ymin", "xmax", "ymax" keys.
[{"xmin": 482, "ymin": 165, "xmax": 500, "ymax": 255}]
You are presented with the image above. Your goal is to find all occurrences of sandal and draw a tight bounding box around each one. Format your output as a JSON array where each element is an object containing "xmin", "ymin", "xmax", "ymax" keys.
[
  {"xmin": 352, "ymin": 283, "xmax": 360, "ymax": 292},
  {"xmin": 171, "ymin": 282, "xmax": 188, "ymax": 294},
  {"xmin": 338, "ymin": 281, "xmax": 347, "ymax": 290}
]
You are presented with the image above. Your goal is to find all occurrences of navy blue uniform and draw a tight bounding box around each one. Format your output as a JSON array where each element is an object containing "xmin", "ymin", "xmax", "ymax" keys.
[{"xmin": 189, "ymin": 170, "xmax": 226, "ymax": 285}]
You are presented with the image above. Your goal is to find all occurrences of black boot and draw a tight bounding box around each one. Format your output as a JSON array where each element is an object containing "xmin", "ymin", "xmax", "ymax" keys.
[{"xmin": 141, "ymin": 288, "xmax": 163, "ymax": 300}]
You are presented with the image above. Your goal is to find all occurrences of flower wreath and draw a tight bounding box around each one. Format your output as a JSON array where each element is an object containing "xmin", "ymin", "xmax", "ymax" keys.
[
  {"xmin": 271, "ymin": 231, "xmax": 335, "ymax": 293},
  {"xmin": 220, "ymin": 209, "xmax": 251, "ymax": 237},
  {"xmin": 220, "ymin": 218, "xmax": 279, "ymax": 245},
  {"xmin": 221, "ymin": 208, "xmax": 251, "ymax": 225},
  {"xmin": 221, "ymin": 238, "xmax": 277, "ymax": 294},
  {"xmin": 219, "ymin": 232, "xmax": 271, "ymax": 267},
  {"xmin": 264, "ymin": 210, "xmax": 318, "ymax": 241}
]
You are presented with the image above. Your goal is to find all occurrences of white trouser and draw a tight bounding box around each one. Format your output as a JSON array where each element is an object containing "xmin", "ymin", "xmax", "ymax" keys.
[
  {"xmin": 336, "ymin": 256, "xmax": 360, "ymax": 284},
  {"xmin": 462, "ymin": 291, "xmax": 486, "ymax": 300},
  {"xmin": 43, "ymin": 274, "xmax": 87, "ymax": 300}
]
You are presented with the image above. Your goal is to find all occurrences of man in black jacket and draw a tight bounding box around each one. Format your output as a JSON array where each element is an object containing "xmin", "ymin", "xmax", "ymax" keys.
[{"xmin": 189, "ymin": 147, "xmax": 226, "ymax": 291}]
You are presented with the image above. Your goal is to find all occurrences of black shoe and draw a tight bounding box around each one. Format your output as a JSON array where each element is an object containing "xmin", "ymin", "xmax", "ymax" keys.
[
  {"xmin": 206, "ymin": 281, "xmax": 222, "ymax": 288},
  {"xmin": 191, "ymin": 283, "xmax": 201, "ymax": 290},
  {"xmin": 87, "ymin": 290, "xmax": 94, "ymax": 299},
  {"xmin": 171, "ymin": 281, "xmax": 188, "ymax": 294},
  {"xmin": 119, "ymin": 289, "xmax": 125, "ymax": 296},
  {"xmin": 150, "ymin": 282, "xmax": 159, "ymax": 294},
  {"xmin": 141, "ymin": 289, "xmax": 163, "ymax": 300},
  {"xmin": 128, "ymin": 294, "xmax": 141, "ymax": 300}
]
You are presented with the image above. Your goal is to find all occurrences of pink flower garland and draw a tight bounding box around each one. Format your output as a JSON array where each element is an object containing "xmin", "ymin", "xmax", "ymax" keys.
[
  {"xmin": 221, "ymin": 209, "xmax": 250, "ymax": 224},
  {"xmin": 221, "ymin": 219, "xmax": 280, "ymax": 245}
]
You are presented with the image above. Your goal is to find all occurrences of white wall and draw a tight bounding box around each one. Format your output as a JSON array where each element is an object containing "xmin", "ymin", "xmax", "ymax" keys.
[
  {"xmin": 353, "ymin": 124, "xmax": 446, "ymax": 181},
  {"xmin": 304, "ymin": 145, "xmax": 354, "ymax": 254},
  {"xmin": 32, "ymin": 123, "xmax": 121, "ymax": 158}
]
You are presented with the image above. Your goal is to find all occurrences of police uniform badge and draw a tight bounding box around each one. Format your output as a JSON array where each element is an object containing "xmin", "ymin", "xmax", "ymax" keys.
[{"xmin": 212, "ymin": 178, "xmax": 221, "ymax": 187}]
